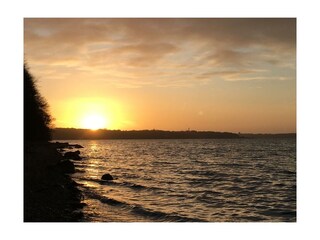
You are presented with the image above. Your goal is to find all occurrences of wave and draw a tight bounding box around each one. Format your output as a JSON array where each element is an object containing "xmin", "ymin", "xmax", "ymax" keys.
[
  {"xmin": 100, "ymin": 179, "xmax": 162, "ymax": 192},
  {"xmin": 280, "ymin": 170, "xmax": 296, "ymax": 175},
  {"xmin": 215, "ymin": 163, "xmax": 248, "ymax": 168},
  {"xmin": 258, "ymin": 209, "xmax": 296, "ymax": 218},
  {"xmin": 74, "ymin": 176, "xmax": 162, "ymax": 192},
  {"xmin": 83, "ymin": 189, "xmax": 126, "ymax": 206},
  {"xmin": 122, "ymin": 182, "xmax": 148, "ymax": 190},
  {"xmin": 130, "ymin": 205, "xmax": 206, "ymax": 222},
  {"xmin": 185, "ymin": 169, "xmax": 230, "ymax": 177},
  {"xmin": 80, "ymin": 183, "xmax": 205, "ymax": 222}
]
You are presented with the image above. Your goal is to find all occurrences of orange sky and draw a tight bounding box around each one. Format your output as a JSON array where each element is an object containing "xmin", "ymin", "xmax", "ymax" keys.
[{"xmin": 24, "ymin": 18, "xmax": 296, "ymax": 133}]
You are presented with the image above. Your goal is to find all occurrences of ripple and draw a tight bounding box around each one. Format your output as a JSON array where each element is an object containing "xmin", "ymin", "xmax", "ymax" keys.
[{"xmin": 71, "ymin": 138, "xmax": 296, "ymax": 222}]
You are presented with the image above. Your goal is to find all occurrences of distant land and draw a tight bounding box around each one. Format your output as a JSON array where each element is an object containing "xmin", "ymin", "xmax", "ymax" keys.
[
  {"xmin": 240, "ymin": 133, "xmax": 296, "ymax": 139},
  {"xmin": 52, "ymin": 128, "xmax": 296, "ymax": 140}
]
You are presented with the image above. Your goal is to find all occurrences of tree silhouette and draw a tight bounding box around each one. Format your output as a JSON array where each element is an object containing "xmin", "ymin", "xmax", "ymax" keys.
[{"xmin": 24, "ymin": 64, "xmax": 52, "ymax": 142}]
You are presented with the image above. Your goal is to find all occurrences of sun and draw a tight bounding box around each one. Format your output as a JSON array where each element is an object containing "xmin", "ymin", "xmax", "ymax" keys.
[{"xmin": 81, "ymin": 114, "xmax": 108, "ymax": 130}]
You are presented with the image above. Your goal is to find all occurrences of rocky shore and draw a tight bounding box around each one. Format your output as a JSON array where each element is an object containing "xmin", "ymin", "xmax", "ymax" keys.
[{"xmin": 24, "ymin": 142, "xmax": 85, "ymax": 222}]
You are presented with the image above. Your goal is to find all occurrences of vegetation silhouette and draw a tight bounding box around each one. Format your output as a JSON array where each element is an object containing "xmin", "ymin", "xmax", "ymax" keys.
[
  {"xmin": 24, "ymin": 64, "xmax": 83, "ymax": 221},
  {"xmin": 53, "ymin": 128, "xmax": 240, "ymax": 140},
  {"xmin": 24, "ymin": 64, "xmax": 52, "ymax": 142}
]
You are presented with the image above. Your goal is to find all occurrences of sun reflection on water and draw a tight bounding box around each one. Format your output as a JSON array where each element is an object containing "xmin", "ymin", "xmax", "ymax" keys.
[
  {"xmin": 72, "ymin": 138, "xmax": 296, "ymax": 222},
  {"xmin": 90, "ymin": 141, "xmax": 98, "ymax": 151}
]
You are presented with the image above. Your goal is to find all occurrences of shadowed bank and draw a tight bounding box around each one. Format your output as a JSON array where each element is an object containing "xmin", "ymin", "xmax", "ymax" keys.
[{"xmin": 24, "ymin": 65, "xmax": 84, "ymax": 222}]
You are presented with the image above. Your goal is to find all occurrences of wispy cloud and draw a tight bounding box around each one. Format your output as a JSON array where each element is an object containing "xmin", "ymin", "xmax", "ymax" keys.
[{"xmin": 24, "ymin": 18, "xmax": 296, "ymax": 88}]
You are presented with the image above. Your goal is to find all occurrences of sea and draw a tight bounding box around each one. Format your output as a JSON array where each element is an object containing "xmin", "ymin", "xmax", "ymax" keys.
[{"xmin": 66, "ymin": 138, "xmax": 296, "ymax": 222}]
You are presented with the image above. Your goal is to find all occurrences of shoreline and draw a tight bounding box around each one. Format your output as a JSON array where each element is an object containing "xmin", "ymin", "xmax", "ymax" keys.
[
  {"xmin": 24, "ymin": 141, "xmax": 84, "ymax": 222},
  {"xmin": 52, "ymin": 128, "xmax": 296, "ymax": 140}
]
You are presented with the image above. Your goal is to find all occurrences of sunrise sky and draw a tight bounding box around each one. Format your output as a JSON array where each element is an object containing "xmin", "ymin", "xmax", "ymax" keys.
[{"xmin": 24, "ymin": 18, "xmax": 296, "ymax": 133}]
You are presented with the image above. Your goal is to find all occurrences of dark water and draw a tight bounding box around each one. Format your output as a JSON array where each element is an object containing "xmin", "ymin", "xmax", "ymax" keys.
[{"xmin": 69, "ymin": 138, "xmax": 296, "ymax": 222}]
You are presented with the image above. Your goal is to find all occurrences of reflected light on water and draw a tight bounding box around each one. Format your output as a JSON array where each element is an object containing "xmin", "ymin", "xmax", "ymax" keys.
[
  {"xmin": 71, "ymin": 139, "xmax": 296, "ymax": 222},
  {"xmin": 90, "ymin": 141, "xmax": 98, "ymax": 152}
]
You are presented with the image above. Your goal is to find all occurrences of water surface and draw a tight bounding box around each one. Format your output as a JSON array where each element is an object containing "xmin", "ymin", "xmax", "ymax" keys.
[{"xmin": 68, "ymin": 138, "xmax": 296, "ymax": 222}]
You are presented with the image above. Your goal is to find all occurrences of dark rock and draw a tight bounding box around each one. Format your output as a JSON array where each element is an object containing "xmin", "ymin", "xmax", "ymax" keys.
[
  {"xmin": 72, "ymin": 144, "xmax": 84, "ymax": 148},
  {"xmin": 53, "ymin": 142, "xmax": 70, "ymax": 149},
  {"xmin": 70, "ymin": 202, "xmax": 87, "ymax": 209},
  {"xmin": 58, "ymin": 160, "xmax": 75, "ymax": 174},
  {"xmin": 64, "ymin": 151, "xmax": 82, "ymax": 160},
  {"xmin": 24, "ymin": 142, "xmax": 83, "ymax": 222},
  {"xmin": 70, "ymin": 180, "xmax": 79, "ymax": 186},
  {"xmin": 71, "ymin": 210, "xmax": 84, "ymax": 219},
  {"xmin": 101, "ymin": 173, "xmax": 113, "ymax": 181}
]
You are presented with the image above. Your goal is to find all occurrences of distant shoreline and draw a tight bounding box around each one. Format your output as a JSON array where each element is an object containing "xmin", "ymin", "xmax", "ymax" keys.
[
  {"xmin": 240, "ymin": 133, "xmax": 296, "ymax": 139},
  {"xmin": 52, "ymin": 128, "xmax": 296, "ymax": 140}
]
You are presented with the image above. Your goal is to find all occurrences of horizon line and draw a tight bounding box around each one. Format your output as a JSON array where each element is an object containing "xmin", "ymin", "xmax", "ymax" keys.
[{"xmin": 52, "ymin": 127, "xmax": 296, "ymax": 135}]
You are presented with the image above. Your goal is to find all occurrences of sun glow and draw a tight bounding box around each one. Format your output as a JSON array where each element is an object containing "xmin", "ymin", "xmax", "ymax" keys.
[
  {"xmin": 54, "ymin": 97, "xmax": 131, "ymax": 130},
  {"xmin": 81, "ymin": 114, "xmax": 108, "ymax": 130}
]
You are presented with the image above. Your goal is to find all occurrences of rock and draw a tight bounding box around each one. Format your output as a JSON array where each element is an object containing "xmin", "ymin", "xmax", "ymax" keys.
[
  {"xmin": 57, "ymin": 160, "xmax": 75, "ymax": 174},
  {"xmin": 53, "ymin": 142, "xmax": 70, "ymax": 149},
  {"xmin": 72, "ymin": 144, "xmax": 84, "ymax": 148},
  {"xmin": 25, "ymin": 143, "xmax": 83, "ymax": 222},
  {"xmin": 101, "ymin": 173, "xmax": 113, "ymax": 181},
  {"xmin": 52, "ymin": 142, "xmax": 84, "ymax": 149},
  {"xmin": 70, "ymin": 202, "xmax": 87, "ymax": 209},
  {"xmin": 71, "ymin": 210, "xmax": 84, "ymax": 219},
  {"xmin": 64, "ymin": 151, "xmax": 82, "ymax": 160}
]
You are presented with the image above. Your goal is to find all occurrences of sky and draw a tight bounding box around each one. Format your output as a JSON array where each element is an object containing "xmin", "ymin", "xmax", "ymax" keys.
[{"xmin": 24, "ymin": 18, "xmax": 296, "ymax": 133}]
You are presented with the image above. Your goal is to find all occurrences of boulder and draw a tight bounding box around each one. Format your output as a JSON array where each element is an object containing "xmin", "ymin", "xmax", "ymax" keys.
[
  {"xmin": 53, "ymin": 142, "xmax": 69, "ymax": 149},
  {"xmin": 101, "ymin": 173, "xmax": 113, "ymax": 181},
  {"xmin": 72, "ymin": 144, "xmax": 84, "ymax": 148},
  {"xmin": 57, "ymin": 160, "xmax": 75, "ymax": 174},
  {"xmin": 64, "ymin": 151, "xmax": 82, "ymax": 160}
]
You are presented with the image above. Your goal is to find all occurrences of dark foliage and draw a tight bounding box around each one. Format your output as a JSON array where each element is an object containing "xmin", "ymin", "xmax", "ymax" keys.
[
  {"xmin": 24, "ymin": 64, "xmax": 52, "ymax": 142},
  {"xmin": 52, "ymin": 128, "xmax": 240, "ymax": 140}
]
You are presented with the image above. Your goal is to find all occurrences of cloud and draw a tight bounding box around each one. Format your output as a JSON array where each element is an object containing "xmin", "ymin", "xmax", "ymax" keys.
[
  {"xmin": 24, "ymin": 18, "xmax": 296, "ymax": 87},
  {"xmin": 105, "ymin": 42, "xmax": 179, "ymax": 67}
]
